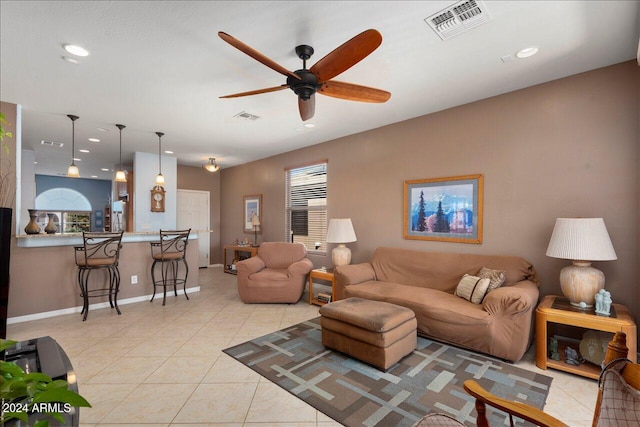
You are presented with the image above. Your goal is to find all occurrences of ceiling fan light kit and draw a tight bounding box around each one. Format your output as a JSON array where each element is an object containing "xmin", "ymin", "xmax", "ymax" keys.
[{"xmin": 218, "ymin": 29, "xmax": 391, "ymax": 121}]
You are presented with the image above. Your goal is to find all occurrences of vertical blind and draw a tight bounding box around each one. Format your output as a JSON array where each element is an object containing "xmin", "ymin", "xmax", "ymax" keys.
[{"xmin": 285, "ymin": 162, "xmax": 327, "ymax": 254}]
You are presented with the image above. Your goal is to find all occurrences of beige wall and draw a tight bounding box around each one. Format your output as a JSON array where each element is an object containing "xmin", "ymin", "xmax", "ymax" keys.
[
  {"xmin": 177, "ymin": 164, "xmax": 222, "ymax": 264},
  {"xmin": 220, "ymin": 61, "xmax": 639, "ymax": 342}
]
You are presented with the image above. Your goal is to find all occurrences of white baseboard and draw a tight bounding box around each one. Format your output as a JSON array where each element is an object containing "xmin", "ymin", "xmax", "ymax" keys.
[{"xmin": 7, "ymin": 286, "xmax": 201, "ymax": 325}]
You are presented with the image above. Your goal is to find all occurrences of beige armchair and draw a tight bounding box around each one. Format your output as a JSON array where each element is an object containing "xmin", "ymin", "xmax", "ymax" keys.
[{"xmin": 236, "ymin": 242, "xmax": 314, "ymax": 303}]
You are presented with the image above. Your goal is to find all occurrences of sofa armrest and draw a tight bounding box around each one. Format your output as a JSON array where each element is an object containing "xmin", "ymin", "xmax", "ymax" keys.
[
  {"xmin": 334, "ymin": 263, "xmax": 376, "ymax": 300},
  {"xmin": 288, "ymin": 258, "xmax": 314, "ymax": 276},
  {"xmin": 236, "ymin": 256, "xmax": 266, "ymax": 275},
  {"xmin": 482, "ymin": 280, "xmax": 539, "ymax": 316}
]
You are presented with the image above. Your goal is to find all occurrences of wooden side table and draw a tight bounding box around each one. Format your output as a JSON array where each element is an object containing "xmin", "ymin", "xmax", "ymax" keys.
[
  {"xmin": 223, "ymin": 244, "xmax": 258, "ymax": 274},
  {"xmin": 308, "ymin": 268, "xmax": 335, "ymax": 306},
  {"xmin": 535, "ymin": 294, "xmax": 637, "ymax": 379}
]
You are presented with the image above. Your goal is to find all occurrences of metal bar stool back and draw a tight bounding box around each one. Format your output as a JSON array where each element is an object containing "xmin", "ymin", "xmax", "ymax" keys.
[
  {"xmin": 150, "ymin": 229, "xmax": 191, "ymax": 305},
  {"xmin": 74, "ymin": 231, "xmax": 124, "ymax": 321}
]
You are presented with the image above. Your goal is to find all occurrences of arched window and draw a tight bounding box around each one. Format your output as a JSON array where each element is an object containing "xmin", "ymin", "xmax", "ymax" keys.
[{"xmin": 35, "ymin": 188, "xmax": 92, "ymax": 233}]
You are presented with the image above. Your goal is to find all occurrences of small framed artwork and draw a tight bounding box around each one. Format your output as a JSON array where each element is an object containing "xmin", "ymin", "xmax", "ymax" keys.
[
  {"xmin": 243, "ymin": 194, "xmax": 262, "ymax": 234},
  {"xmin": 403, "ymin": 174, "xmax": 483, "ymax": 244}
]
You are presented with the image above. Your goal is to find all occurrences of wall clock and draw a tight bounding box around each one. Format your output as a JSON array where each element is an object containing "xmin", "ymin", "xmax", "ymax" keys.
[{"xmin": 151, "ymin": 186, "xmax": 165, "ymax": 212}]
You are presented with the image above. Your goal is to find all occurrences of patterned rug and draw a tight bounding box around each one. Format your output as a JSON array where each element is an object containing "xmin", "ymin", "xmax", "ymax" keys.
[{"xmin": 223, "ymin": 317, "xmax": 553, "ymax": 427}]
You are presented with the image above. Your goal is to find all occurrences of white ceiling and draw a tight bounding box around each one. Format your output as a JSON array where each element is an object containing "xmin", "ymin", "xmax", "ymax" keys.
[{"xmin": 1, "ymin": 1, "xmax": 639, "ymax": 179}]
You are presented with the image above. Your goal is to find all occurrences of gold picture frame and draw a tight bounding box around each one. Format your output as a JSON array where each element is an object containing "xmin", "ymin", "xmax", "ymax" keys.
[{"xmin": 403, "ymin": 174, "xmax": 483, "ymax": 243}]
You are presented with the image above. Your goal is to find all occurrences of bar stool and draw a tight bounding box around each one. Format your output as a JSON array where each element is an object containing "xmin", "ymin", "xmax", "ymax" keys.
[
  {"xmin": 149, "ymin": 229, "xmax": 191, "ymax": 306},
  {"xmin": 74, "ymin": 231, "xmax": 124, "ymax": 321}
]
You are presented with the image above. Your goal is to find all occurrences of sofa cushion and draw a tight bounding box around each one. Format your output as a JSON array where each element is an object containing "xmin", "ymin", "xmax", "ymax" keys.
[
  {"xmin": 369, "ymin": 247, "xmax": 539, "ymax": 292},
  {"xmin": 477, "ymin": 267, "xmax": 506, "ymax": 292},
  {"xmin": 455, "ymin": 274, "xmax": 491, "ymax": 304},
  {"xmin": 250, "ymin": 268, "xmax": 289, "ymax": 281},
  {"xmin": 345, "ymin": 281, "xmax": 492, "ymax": 325}
]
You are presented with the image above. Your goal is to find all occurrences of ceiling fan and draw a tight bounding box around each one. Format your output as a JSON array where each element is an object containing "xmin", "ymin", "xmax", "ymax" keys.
[{"xmin": 218, "ymin": 29, "xmax": 391, "ymax": 121}]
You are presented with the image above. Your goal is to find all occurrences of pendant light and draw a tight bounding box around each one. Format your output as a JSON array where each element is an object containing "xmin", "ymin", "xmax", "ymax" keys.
[
  {"xmin": 203, "ymin": 157, "xmax": 220, "ymax": 172},
  {"xmin": 114, "ymin": 124, "xmax": 127, "ymax": 182},
  {"xmin": 155, "ymin": 132, "xmax": 165, "ymax": 186},
  {"xmin": 66, "ymin": 114, "xmax": 80, "ymax": 177}
]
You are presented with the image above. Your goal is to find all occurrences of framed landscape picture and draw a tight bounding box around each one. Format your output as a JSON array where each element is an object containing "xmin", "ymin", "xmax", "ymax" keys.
[
  {"xmin": 243, "ymin": 194, "xmax": 262, "ymax": 234},
  {"xmin": 403, "ymin": 174, "xmax": 483, "ymax": 243}
]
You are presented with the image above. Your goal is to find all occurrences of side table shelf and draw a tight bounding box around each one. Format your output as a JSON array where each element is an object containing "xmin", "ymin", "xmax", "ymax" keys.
[
  {"xmin": 223, "ymin": 244, "xmax": 258, "ymax": 274},
  {"xmin": 308, "ymin": 268, "xmax": 335, "ymax": 306},
  {"xmin": 535, "ymin": 295, "xmax": 637, "ymax": 379}
]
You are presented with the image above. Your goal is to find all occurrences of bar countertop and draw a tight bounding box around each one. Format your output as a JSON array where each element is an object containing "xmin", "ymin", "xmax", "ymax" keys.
[{"xmin": 16, "ymin": 231, "xmax": 198, "ymax": 248}]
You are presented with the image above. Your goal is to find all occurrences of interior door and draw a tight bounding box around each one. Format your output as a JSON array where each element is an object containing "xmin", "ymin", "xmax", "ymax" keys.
[{"xmin": 177, "ymin": 189, "xmax": 210, "ymax": 268}]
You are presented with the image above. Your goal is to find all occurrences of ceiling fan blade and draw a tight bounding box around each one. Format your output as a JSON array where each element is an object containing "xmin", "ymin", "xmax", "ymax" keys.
[
  {"xmin": 299, "ymin": 95, "xmax": 315, "ymax": 121},
  {"xmin": 310, "ymin": 29, "xmax": 382, "ymax": 82},
  {"xmin": 219, "ymin": 85, "xmax": 289, "ymax": 99},
  {"xmin": 318, "ymin": 80, "xmax": 391, "ymax": 103},
  {"xmin": 218, "ymin": 32, "xmax": 301, "ymax": 81}
]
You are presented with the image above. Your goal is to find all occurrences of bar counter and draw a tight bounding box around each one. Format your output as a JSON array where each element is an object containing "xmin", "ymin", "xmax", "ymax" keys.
[
  {"xmin": 16, "ymin": 231, "xmax": 198, "ymax": 248},
  {"xmin": 8, "ymin": 231, "xmax": 200, "ymax": 322}
]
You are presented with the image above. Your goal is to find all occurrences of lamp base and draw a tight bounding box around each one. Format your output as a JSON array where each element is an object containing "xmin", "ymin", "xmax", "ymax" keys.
[
  {"xmin": 331, "ymin": 244, "xmax": 351, "ymax": 267},
  {"xmin": 559, "ymin": 261, "xmax": 605, "ymax": 307}
]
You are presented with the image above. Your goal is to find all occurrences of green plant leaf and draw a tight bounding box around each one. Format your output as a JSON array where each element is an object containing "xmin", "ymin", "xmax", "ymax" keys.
[
  {"xmin": 2, "ymin": 410, "xmax": 28, "ymax": 423},
  {"xmin": 1, "ymin": 359, "xmax": 25, "ymax": 376},
  {"xmin": 34, "ymin": 420, "xmax": 51, "ymax": 427},
  {"xmin": 0, "ymin": 338, "xmax": 18, "ymax": 351},
  {"xmin": 31, "ymin": 387, "xmax": 92, "ymax": 407},
  {"xmin": 24, "ymin": 372, "xmax": 53, "ymax": 383}
]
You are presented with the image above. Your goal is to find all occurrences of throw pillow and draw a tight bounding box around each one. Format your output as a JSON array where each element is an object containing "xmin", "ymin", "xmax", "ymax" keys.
[
  {"xmin": 477, "ymin": 267, "xmax": 506, "ymax": 292},
  {"xmin": 455, "ymin": 274, "xmax": 491, "ymax": 304}
]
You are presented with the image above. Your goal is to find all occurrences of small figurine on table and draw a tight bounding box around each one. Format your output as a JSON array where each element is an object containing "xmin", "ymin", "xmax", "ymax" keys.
[
  {"xmin": 565, "ymin": 347, "xmax": 581, "ymax": 366},
  {"xmin": 595, "ymin": 289, "xmax": 612, "ymax": 316}
]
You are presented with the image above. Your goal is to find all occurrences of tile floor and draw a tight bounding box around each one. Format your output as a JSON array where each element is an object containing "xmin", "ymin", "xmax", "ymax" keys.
[{"xmin": 7, "ymin": 266, "xmax": 598, "ymax": 426}]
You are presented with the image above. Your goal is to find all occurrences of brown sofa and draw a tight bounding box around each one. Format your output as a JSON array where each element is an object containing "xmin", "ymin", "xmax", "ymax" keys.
[
  {"xmin": 236, "ymin": 242, "xmax": 314, "ymax": 303},
  {"xmin": 334, "ymin": 247, "xmax": 540, "ymax": 361}
]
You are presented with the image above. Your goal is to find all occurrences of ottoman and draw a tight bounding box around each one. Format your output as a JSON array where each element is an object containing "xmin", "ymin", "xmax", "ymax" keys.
[{"xmin": 319, "ymin": 297, "xmax": 417, "ymax": 370}]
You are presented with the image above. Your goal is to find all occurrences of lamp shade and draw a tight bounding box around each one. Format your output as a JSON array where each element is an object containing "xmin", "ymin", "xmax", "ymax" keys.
[
  {"xmin": 251, "ymin": 214, "xmax": 260, "ymax": 226},
  {"xmin": 326, "ymin": 218, "xmax": 357, "ymax": 243},
  {"xmin": 546, "ymin": 218, "xmax": 617, "ymax": 261}
]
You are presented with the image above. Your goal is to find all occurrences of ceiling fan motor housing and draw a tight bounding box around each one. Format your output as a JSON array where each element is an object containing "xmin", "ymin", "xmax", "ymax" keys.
[{"xmin": 288, "ymin": 69, "xmax": 320, "ymax": 100}]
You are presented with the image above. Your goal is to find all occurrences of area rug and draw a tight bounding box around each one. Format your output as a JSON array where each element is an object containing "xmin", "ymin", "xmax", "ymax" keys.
[{"xmin": 223, "ymin": 317, "xmax": 553, "ymax": 427}]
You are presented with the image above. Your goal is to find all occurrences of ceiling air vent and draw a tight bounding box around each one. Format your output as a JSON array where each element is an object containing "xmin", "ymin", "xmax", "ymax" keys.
[
  {"xmin": 40, "ymin": 140, "xmax": 64, "ymax": 148},
  {"xmin": 234, "ymin": 111, "xmax": 260, "ymax": 121},
  {"xmin": 425, "ymin": 0, "xmax": 492, "ymax": 41}
]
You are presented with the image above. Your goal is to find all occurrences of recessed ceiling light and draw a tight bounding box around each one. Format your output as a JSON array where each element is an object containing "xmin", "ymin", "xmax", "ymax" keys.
[
  {"xmin": 516, "ymin": 46, "xmax": 539, "ymax": 59},
  {"xmin": 63, "ymin": 44, "xmax": 89, "ymax": 57},
  {"xmin": 79, "ymin": 149, "xmax": 90, "ymax": 153},
  {"xmin": 73, "ymin": 158, "xmax": 82, "ymax": 162},
  {"xmin": 62, "ymin": 56, "xmax": 80, "ymax": 64},
  {"xmin": 97, "ymin": 127, "xmax": 110, "ymax": 132},
  {"xmin": 164, "ymin": 150, "xmax": 174, "ymax": 154},
  {"xmin": 91, "ymin": 175, "xmax": 98, "ymax": 178},
  {"xmin": 88, "ymin": 138, "xmax": 100, "ymax": 142},
  {"xmin": 303, "ymin": 123, "xmax": 315, "ymax": 128},
  {"xmin": 101, "ymin": 168, "xmax": 110, "ymax": 172}
]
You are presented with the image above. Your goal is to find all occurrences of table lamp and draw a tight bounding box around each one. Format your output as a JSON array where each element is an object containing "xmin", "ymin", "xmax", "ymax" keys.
[
  {"xmin": 326, "ymin": 218, "xmax": 357, "ymax": 266},
  {"xmin": 251, "ymin": 214, "xmax": 260, "ymax": 246},
  {"xmin": 545, "ymin": 218, "xmax": 617, "ymax": 307}
]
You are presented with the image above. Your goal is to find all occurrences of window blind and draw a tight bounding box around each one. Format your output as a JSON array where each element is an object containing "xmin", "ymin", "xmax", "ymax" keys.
[{"xmin": 285, "ymin": 162, "xmax": 327, "ymax": 254}]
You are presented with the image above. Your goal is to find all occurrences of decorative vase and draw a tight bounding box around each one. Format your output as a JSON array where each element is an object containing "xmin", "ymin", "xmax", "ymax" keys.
[
  {"xmin": 44, "ymin": 213, "xmax": 57, "ymax": 234},
  {"xmin": 24, "ymin": 209, "xmax": 41, "ymax": 235}
]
